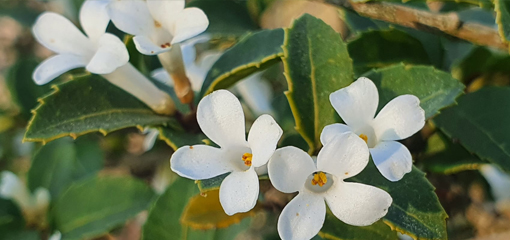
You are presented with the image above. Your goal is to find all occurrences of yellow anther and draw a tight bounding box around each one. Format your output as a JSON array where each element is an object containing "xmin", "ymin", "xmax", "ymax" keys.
[
  {"xmin": 311, "ymin": 172, "xmax": 328, "ymax": 187},
  {"xmin": 359, "ymin": 134, "xmax": 368, "ymax": 144},
  {"xmin": 242, "ymin": 153, "xmax": 253, "ymax": 166}
]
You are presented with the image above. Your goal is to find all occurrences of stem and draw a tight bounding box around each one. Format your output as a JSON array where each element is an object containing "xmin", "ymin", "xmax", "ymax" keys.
[
  {"xmin": 334, "ymin": 1, "xmax": 507, "ymax": 50},
  {"xmin": 158, "ymin": 44, "xmax": 195, "ymax": 104},
  {"xmin": 102, "ymin": 63, "xmax": 175, "ymax": 115}
]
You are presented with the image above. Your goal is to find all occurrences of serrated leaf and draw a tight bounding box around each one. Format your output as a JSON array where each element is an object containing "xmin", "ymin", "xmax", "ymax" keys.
[
  {"xmin": 320, "ymin": 217, "xmax": 397, "ymax": 240},
  {"xmin": 53, "ymin": 176, "xmax": 155, "ymax": 240},
  {"xmin": 495, "ymin": 0, "xmax": 510, "ymax": 43},
  {"xmin": 349, "ymin": 164, "xmax": 448, "ymax": 240},
  {"xmin": 421, "ymin": 131, "xmax": 487, "ymax": 174},
  {"xmin": 142, "ymin": 178, "xmax": 250, "ymax": 240},
  {"xmin": 188, "ymin": 0, "xmax": 257, "ymax": 36},
  {"xmin": 200, "ymin": 28, "xmax": 285, "ymax": 97},
  {"xmin": 283, "ymin": 14, "xmax": 354, "ymax": 154},
  {"xmin": 24, "ymin": 74, "xmax": 172, "ymax": 143},
  {"xmin": 181, "ymin": 189, "xmax": 257, "ymax": 230},
  {"xmin": 28, "ymin": 137, "xmax": 104, "ymax": 198},
  {"xmin": 348, "ymin": 29, "xmax": 430, "ymax": 76},
  {"xmin": 434, "ymin": 87, "xmax": 510, "ymax": 172},
  {"xmin": 364, "ymin": 64, "xmax": 465, "ymax": 119}
]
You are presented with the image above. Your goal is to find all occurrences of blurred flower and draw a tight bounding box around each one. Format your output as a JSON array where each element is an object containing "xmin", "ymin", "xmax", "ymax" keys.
[
  {"xmin": 142, "ymin": 127, "xmax": 160, "ymax": 153},
  {"xmin": 480, "ymin": 165, "xmax": 510, "ymax": 208},
  {"xmin": 268, "ymin": 133, "xmax": 392, "ymax": 240},
  {"xmin": 170, "ymin": 90, "xmax": 282, "ymax": 215},
  {"xmin": 32, "ymin": 1, "xmax": 174, "ymax": 115},
  {"xmin": 48, "ymin": 231, "xmax": 62, "ymax": 240},
  {"xmin": 107, "ymin": 0, "xmax": 208, "ymax": 55},
  {"xmin": 322, "ymin": 77, "xmax": 425, "ymax": 182},
  {"xmin": 0, "ymin": 171, "xmax": 50, "ymax": 226}
]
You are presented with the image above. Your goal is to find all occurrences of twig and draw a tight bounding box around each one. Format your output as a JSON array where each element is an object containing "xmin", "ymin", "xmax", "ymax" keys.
[{"xmin": 341, "ymin": 1, "xmax": 507, "ymax": 50}]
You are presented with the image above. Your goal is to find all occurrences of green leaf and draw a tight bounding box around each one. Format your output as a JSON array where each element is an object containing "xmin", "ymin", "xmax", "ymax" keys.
[
  {"xmin": 188, "ymin": 0, "xmax": 257, "ymax": 36},
  {"xmin": 200, "ymin": 28, "xmax": 285, "ymax": 97},
  {"xmin": 283, "ymin": 14, "xmax": 354, "ymax": 154},
  {"xmin": 349, "ymin": 164, "xmax": 448, "ymax": 240},
  {"xmin": 495, "ymin": 0, "xmax": 510, "ymax": 43},
  {"xmin": 156, "ymin": 119, "xmax": 206, "ymax": 151},
  {"xmin": 434, "ymin": 87, "xmax": 510, "ymax": 172},
  {"xmin": 320, "ymin": 217, "xmax": 397, "ymax": 240},
  {"xmin": 197, "ymin": 173, "xmax": 229, "ymax": 193},
  {"xmin": 347, "ymin": 29, "xmax": 430, "ymax": 76},
  {"xmin": 53, "ymin": 176, "xmax": 155, "ymax": 240},
  {"xmin": 28, "ymin": 137, "xmax": 104, "ymax": 198},
  {"xmin": 364, "ymin": 64, "xmax": 465, "ymax": 119},
  {"xmin": 24, "ymin": 74, "xmax": 172, "ymax": 143},
  {"xmin": 0, "ymin": 198, "xmax": 24, "ymax": 233},
  {"xmin": 421, "ymin": 131, "xmax": 487, "ymax": 174}
]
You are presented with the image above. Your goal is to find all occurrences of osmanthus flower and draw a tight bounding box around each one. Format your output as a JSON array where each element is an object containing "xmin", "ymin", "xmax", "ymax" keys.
[
  {"xmin": 0, "ymin": 171, "xmax": 50, "ymax": 225},
  {"xmin": 170, "ymin": 90, "xmax": 283, "ymax": 215},
  {"xmin": 107, "ymin": 0, "xmax": 209, "ymax": 55},
  {"xmin": 31, "ymin": 1, "xmax": 174, "ymax": 115},
  {"xmin": 321, "ymin": 77, "xmax": 425, "ymax": 182},
  {"xmin": 268, "ymin": 133, "xmax": 393, "ymax": 240}
]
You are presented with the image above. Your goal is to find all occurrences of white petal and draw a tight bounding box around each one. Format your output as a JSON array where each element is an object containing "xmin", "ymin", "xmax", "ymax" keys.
[
  {"xmin": 143, "ymin": 129, "xmax": 160, "ymax": 152},
  {"xmin": 170, "ymin": 145, "xmax": 232, "ymax": 180},
  {"xmin": 146, "ymin": 0, "xmax": 184, "ymax": 31},
  {"xmin": 48, "ymin": 232, "xmax": 62, "ymax": 240},
  {"xmin": 278, "ymin": 192, "xmax": 326, "ymax": 240},
  {"xmin": 325, "ymin": 182, "xmax": 392, "ymax": 226},
  {"xmin": 170, "ymin": 8, "xmax": 209, "ymax": 44},
  {"xmin": 107, "ymin": 0, "xmax": 155, "ymax": 36},
  {"xmin": 151, "ymin": 68, "xmax": 173, "ymax": 86},
  {"xmin": 373, "ymin": 95, "xmax": 425, "ymax": 141},
  {"xmin": 236, "ymin": 72, "xmax": 275, "ymax": 116},
  {"xmin": 370, "ymin": 141, "xmax": 413, "ymax": 182},
  {"xmin": 317, "ymin": 133, "xmax": 369, "ymax": 179},
  {"xmin": 268, "ymin": 147, "xmax": 316, "ymax": 193},
  {"xmin": 0, "ymin": 171, "xmax": 31, "ymax": 209},
  {"xmin": 180, "ymin": 34, "xmax": 211, "ymax": 65},
  {"xmin": 133, "ymin": 35, "xmax": 168, "ymax": 55},
  {"xmin": 480, "ymin": 165, "xmax": 510, "ymax": 203},
  {"xmin": 79, "ymin": 0, "xmax": 110, "ymax": 42},
  {"xmin": 86, "ymin": 33, "xmax": 129, "ymax": 74},
  {"xmin": 33, "ymin": 187, "xmax": 50, "ymax": 211},
  {"xmin": 219, "ymin": 170, "xmax": 259, "ymax": 216},
  {"xmin": 320, "ymin": 123, "xmax": 352, "ymax": 145},
  {"xmin": 247, "ymin": 115, "xmax": 283, "ymax": 167},
  {"xmin": 329, "ymin": 77, "xmax": 379, "ymax": 130},
  {"xmin": 33, "ymin": 54, "xmax": 87, "ymax": 85},
  {"xmin": 32, "ymin": 12, "xmax": 95, "ymax": 56},
  {"xmin": 197, "ymin": 90, "xmax": 247, "ymax": 148}
]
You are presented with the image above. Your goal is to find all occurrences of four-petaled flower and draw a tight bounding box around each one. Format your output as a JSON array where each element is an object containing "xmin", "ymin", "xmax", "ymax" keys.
[
  {"xmin": 107, "ymin": 0, "xmax": 209, "ymax": 55},
  {"xmin": 170, "ymin": 90, "xmax": 283, "ymax": 215},
  {"xmin": 268, "ymin": 133, "xmax": 393, "ymax": 240},
  {"xmin": 322, "ymin": 77, "xmax": 425, "ymax": 181}
]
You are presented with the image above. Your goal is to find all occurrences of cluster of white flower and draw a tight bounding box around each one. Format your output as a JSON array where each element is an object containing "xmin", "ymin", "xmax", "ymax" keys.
[{"xmin": 171, "ymin": 77, "xmax": 425, "ymax": 239}]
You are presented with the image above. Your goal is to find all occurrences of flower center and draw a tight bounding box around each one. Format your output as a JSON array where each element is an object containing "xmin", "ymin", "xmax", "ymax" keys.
[
  {"xmin": 311, "ymin": 171, "xmax": 328, "ymax": 187},
  {"xmin": 242, "ymin": 153, "xmax": 253, "ymax": 167},
  {"xmin": 359, "ymin": 134, "xmax": 368, "ymax": 144},
  {"xmin": 160, "ymin": 42, "xmax": 171, "ymax": 48}
]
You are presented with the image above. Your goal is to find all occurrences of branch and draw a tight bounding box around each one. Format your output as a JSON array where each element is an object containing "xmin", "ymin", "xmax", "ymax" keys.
[{"xmin": 342, "ymin": 1, "xmax": 507, "ymax": 50}]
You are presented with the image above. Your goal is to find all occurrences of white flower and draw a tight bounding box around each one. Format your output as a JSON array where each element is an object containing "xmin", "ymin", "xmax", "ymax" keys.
[
  {"xmin": 480, "ymin": 164, "xmax": 510, "ymax": 206},
  {"xmin": 107, "ymin": 0, "xmax": 208, "ymax": 55},
  {"xmin": 142, "ymin": 128, "xmax": 160, "ymax": 152},
  {"xmin": 0, "ymin": 171, "xmax": 50, "ymax": 224},
  {"xmin": 322, "ymin": 77, "xmax": 425, "ymax": 182},
  {"xmin": 170, "ymin": 90, "xmax": 283, "ymax": 215},
  {"xmin": 268, "ymin": 133, "xmax": 392, "ymax": 240},
  {"xmin": 32, "ymin": 1, "xmax": 175, "ymax": 115},
  {"xmin": 151, "ymin": 37, "xmax": 275, "ymax": 116}
]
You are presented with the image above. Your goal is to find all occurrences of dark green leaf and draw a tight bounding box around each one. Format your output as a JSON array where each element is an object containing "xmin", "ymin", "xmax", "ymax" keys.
[
  {"xmin": 200, "ymin": 28, "xmax": 285, "ymax": 96},
  {"xmin": 197, "ymin": 173, "xmax": 229, "ymax": 193},
  {"xmin": 349, "ymin": 164, "xmax": 448, "ymax": 240},
  {"xmin": 421, "ymin": 131, "xmax": 487, "ymax": 174},
  {"xmin": 28, "ymin": 137, "xmax": 104, "ymax": 198},
  {"xmin": 348, "ymin": 29, "xmax": 430, "ymax": 76},
  {"xmin": 434, "ymin": 87, "xmax": 510, "ymax": 172},
  {"xmin": 157, "ymin": 119, "xmax": 206, "ymax": 151},
  {"xmin": 283, "ymin": 14, "xmax": 354, "ymax": 153},
  {"xmin": 364, "ymin": 64, "xmax": 464, "ymax": 119},
  {"xmin": 24, "ymin": 74, "xmax": 172, "ymax": 143},
  {"xmin": 496, "ymin": 0, "xmax": 510, "ymax": 43},
  {"xmin": 0, "ymin": 198, "xmax": 24, "ymax": 233},
  {"xmin": 53, "ymin": 176, "xmax": 155, "ymax": 240},
  {"xmin": 320, "ymin": 217, "xmax": 397, "ymax": 240}
]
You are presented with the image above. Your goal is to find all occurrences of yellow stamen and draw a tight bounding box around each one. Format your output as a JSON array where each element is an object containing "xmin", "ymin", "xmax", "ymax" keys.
[
  {"xmin": 311, "ymin": 172, "xmax": 328, "ymax": 187},
  {"xmin": 359, "ymin": 134, "xmax": 368, "ymax": 144},
  {"xmin": 242, "ymin": 153, "xmax": 253, "ymax": 166}
]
